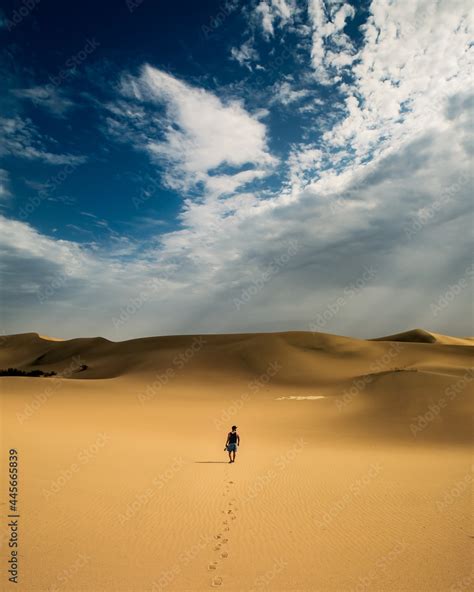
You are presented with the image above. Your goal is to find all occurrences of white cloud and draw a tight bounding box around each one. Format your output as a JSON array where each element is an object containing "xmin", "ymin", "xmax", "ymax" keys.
[
  {"xmin": 319, "ymin": 0, "xmax": 473, "ymax": 164},
  {"xmin": 2, "ymin": 97, "xmax": 472, "ymax": 339},
  {"xmin": 112, "ymin": 65, "xmax": 276, "ymax": 194},
  {"xmin": 254, "ymin": 0, "xmax": 296, "ymax": 38},
  {"xmin": 0, "ymin": 116, "xmax": 86, "ymax": 165},
  {"xmin": 307, "ymin": 0, "xmax": 356, "ymax": 83},
  {"xmin": 230, "ymin": 39, "xmax": 260, "ymax": 70},
  {"xmin": 11, "ymin": 86, "xmax": 74, "ymax": 116},
  {"xmin": 255, "ymin": 1, "xmax": 275, "ymax": 37},
  {"xmin": 270, "ymin": 80, "xmax": 311, "ymax": 106},
  {"xmin": 0, "ymin": 169, "xmax": 11, "ymax": 200}
]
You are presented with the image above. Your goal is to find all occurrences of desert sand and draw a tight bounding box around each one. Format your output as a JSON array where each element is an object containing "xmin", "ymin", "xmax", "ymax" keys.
[{"xmin": 0, "ymin": 329, "xmax": 472, "ymax": 591}]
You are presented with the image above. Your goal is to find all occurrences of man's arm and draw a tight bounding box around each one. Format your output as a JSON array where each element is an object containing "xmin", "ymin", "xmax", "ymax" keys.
[
  {"xmin": 237, "ymin": 434, "xmax": 240, "ymax": 445},
  {"xmin": 224, "ymin": 433, "xmax": 230, "ymax": 447}
]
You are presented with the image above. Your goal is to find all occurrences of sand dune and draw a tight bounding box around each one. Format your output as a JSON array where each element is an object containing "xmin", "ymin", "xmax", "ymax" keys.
[
  {"xmin": 1, "ymin": 329, "xmax": 472, "ymax": 591},
  {"xmin": 373, "ymin": 327, "xmax": 474, "ymax": 346}
]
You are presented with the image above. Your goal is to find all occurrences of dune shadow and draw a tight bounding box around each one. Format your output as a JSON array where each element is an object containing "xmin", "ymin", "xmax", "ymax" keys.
[{"xmin": 195, "ymin": 461, "xmax": 229, "ymax": 464}]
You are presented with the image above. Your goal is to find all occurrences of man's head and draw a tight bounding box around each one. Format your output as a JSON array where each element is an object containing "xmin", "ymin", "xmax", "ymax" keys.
[{"xmin": 231, "ymin": 425, "xmax": 237, "ymax": 431}]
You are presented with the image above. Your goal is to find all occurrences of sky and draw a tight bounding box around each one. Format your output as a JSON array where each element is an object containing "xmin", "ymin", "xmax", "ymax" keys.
[{"xmin": 0, "ymin": 0, "xmax": 473, "ymax": 340}]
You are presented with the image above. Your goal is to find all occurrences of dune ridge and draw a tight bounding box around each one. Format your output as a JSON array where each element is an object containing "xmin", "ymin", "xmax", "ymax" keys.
[{"xmin": 1, "ymin": 328, "xmax": 472, "ymax": 381}]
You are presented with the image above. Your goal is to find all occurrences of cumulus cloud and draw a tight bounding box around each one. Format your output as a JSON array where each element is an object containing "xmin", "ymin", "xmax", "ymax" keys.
[
  {"xmin": 108, "ymin": 65, "xmax": 276, "ymax": 195},
  {"xmin": 254, "ymin": 0, "xmax": 296, "ymax": 38},
  {"xmin": 320, "ymin": 0, "xmax": 473, "ymax": 164},
  {"xmin": 307, "ymin": 0, "xmax": 356, "ymax": 82}
]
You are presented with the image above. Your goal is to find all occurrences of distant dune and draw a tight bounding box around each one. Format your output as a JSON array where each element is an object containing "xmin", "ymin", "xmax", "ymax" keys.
[
  {"xmin": 1, "ymin": 329, "xmax": 472, "ymax": 591},
  {"xmin": 372, "ymin": 327, "xmax": 474, "ymax": 346},
  {"xmin": 1, "ymin": 328, "xmax": 473, "ymax": 382}
]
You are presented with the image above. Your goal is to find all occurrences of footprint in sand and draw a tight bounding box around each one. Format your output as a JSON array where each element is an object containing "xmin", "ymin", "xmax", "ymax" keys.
[
  {"xmin": 221, "ymin": 552, "xmax": 228, "ymax": 559},
  {"xmin": 214, "ymin": 534, "xmax": 222, "ymax": 540},
  {"xmin": 224, "ymin": 526, "xmax": 230, "ymax": 531},
  {"xmin": 211, "ymin": 576, "xmax": 223, "ymax": 587},
  {"xmin": 214, "ymin": 545, "xmax": 221, "ymax": 551},
  {"xmin": 222, "ymin": 538, "xmax": 228, "ymax": 544},
  {"xmin": 208, "ymin": 562, "xmax": 218, "ymax": 571},
  {"xmin": 223, "ymin": 520, "xmax": 228, "ymax": 525}
]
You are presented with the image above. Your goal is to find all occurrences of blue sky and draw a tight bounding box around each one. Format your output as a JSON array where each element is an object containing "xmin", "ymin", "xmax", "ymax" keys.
[{"xmin": 0, "ymin": 0, "xmax": 473, "ymax": 339}]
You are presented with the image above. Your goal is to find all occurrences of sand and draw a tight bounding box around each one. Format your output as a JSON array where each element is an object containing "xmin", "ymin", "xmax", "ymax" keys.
[{"xmin": 0, "ymin": 329, "xmax": 472, "ymax": 591}]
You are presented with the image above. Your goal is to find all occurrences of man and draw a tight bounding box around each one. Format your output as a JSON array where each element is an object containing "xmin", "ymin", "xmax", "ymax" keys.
[{"xmin": 224, "ymin": 425, "xmax": 240, "ymax": 463}]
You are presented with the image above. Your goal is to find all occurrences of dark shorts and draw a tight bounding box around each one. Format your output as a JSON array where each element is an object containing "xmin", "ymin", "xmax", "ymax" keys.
[{"xmin": 226, "ymin": 443, "xmax": 237, "ymax": 453}]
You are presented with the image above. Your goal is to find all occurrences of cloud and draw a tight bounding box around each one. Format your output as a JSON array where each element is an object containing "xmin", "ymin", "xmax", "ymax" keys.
[
  {"xmin": 0, "ymin": 116, "xmax": 86, "ymax": 165},
  {"xmin": 253, "ymin": 0, "xmax": 296, "ymax": 39},
  {"xmin": 1, "ymin": 0, "xmax": 473, "ymax": 340},
  {"xmin": 2, "ymin": 91, "xmax": 472, "ymax": 340},
  {"xmin": 318, "ymin": 0, "xmax": 473, "ymax": 165},
  {"xmin": 0, "ymin": 169, "xmax": 12, "ymax": 200},
  {"xmin": 230, "ymin": 39, "xmax": 260, "ymax": 70},
  {"xmin": 109, "ymin": 65, "xmax": 276, "ymax": 194},
  {"xmin": 269, "ymin": 80, "xmax": 311, "ymax": 106},
  {"xmin": 307, "ymin": 0, "xmax": 356, "ymax": 83},
  {"xmin": 11, "ymin": 86, "xmax": 74, "ymax": 116}
]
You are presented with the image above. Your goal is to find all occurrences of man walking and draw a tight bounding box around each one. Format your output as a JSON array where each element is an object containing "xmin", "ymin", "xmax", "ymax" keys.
[{"xmin": 224, "ymin": 426, "xmax": 240, "ymax": 463}]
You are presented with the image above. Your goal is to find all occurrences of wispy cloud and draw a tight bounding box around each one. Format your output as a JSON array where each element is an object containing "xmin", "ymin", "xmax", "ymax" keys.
[
  {"xmin": 0, "ymin": 116, "xmax": 86, "ymax": 165},
  {"xmin": 11, "ymin": 86, "xmax": 75, "ymax": 116}
]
